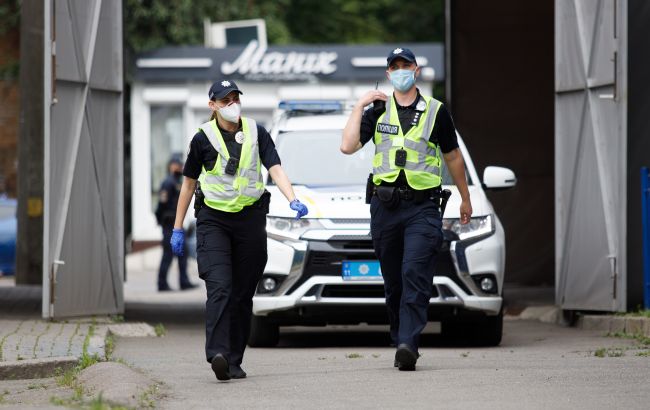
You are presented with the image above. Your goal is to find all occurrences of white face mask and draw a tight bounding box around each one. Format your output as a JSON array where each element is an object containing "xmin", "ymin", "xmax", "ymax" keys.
[{"xmin": 218, "ymin": 102, "xmax": 241, "ymax": 123}]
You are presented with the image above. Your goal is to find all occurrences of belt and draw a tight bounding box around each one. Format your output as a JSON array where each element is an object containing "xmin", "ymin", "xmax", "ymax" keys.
[{"xmin": 373, "ymin": 185, "xmax": 441, "ymax": 201}]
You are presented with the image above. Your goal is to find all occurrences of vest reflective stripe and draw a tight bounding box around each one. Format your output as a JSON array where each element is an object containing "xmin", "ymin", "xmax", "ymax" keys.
[
  {"xmin": 372, "ymin": 94, "xmax": 443, "ymax": 189},
  {"xmin": 198, "ymin": 117, "xmax": 264, "ymax": 212}
]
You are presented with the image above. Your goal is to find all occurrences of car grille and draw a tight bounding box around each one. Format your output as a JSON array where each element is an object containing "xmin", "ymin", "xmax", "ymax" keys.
[
  {"xmin": 321, "ymin": 284, "xmax": 440, "ymax": 299},
  {"xmin": 286, "ymin": 237, "xmax": 472, "ymax": 296}
]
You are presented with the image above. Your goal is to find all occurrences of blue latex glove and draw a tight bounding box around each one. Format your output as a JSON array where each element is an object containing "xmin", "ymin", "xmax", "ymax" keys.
[
  {"xmin": 170, "ymin": 228, "xmax": 185, "ymax": 256},
  {"xmin": 290, "ymin": 199, "xmax": 308, "ymax": 219}
]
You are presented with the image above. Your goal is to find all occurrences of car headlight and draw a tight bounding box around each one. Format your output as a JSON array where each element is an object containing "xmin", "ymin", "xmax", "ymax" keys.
[
  {"xmin": 266, "ymin": 217, "xmax": 323, "ymax": 241},
  {"xmin": 442, "ymin": 214, "xmax": 494, "ymax": 241}
]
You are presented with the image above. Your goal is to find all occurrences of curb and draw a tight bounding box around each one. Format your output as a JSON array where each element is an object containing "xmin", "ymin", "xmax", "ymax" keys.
[
  {"xmin": 0, "ymin": 321, "xmax": 156, "ymax": 380},
  {"xmin": 578, "ymin": 315, "xmax": 650, "ymax": 337},
  {"xmin": 0, "ymin": 356, "xmax": 77, "ymax": 380}
]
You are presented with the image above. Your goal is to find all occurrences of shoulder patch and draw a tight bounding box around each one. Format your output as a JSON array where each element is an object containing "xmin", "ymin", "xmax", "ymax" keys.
[{"xmin": 376, "ymin": 123, "xmax": 399, "ymax": 135}]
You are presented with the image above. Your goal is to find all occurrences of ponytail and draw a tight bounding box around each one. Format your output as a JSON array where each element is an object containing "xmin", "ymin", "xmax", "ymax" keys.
[{"xmin": 209, "ymin": 110, "xmax": 217, "ymax": 121}]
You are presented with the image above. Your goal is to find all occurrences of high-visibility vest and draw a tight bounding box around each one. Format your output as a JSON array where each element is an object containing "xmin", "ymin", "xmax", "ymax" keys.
[
  {"xmin": 198, "ymin": 117, "xmax": 265, "ymax": 212},
  {"xmin": 372, "ymin": 94, "xmax": 443, "ymax": 189}
]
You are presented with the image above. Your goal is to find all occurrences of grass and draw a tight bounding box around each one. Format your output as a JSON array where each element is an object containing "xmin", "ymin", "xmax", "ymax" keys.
[
  {"xmin": 616, "ymin": 308, "xmax": 650, "ymax": 318},
  {"xmin": 594, "ymin": 347, "xmax": 626, "ymax": 358},
  {"xmin": 0, "ymin": 321, "xmax": 24, "ymax": 361},
  {"xmin": 154, "ymin": 323, "xmax": 166, "ymax": 337},
  {"xmin": 461, "ymin": 352, "xmax": 470, "ymax": 358},
  {"xmin": 345, "ymin": 353, "xmax": 363, "ymax": 359},
  {"xmin": 606, "ymin": 331, "xmax": 650, "ymax": 346},
  {"xmin": 105, "ymin": 334, "xmax": 115, "ymax": 360},
  {"xmin": 110, "ymin": 315, "xmax": 125, "ymax": 323},
  {"xmin": 636, "ymin": 351, "xmax": 650, "ymax": 357},
  {"xmin": 33, "ymin": 322, "xmax": 52, "ymax": 359}
]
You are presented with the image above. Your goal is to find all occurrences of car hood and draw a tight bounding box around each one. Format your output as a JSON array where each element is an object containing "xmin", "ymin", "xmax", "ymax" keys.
[{"xmin": 266, "ymin": 184, "xmax": 489, "ymax": 220}]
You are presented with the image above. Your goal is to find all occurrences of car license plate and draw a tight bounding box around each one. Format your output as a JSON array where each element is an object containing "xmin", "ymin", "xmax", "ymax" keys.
[{"xmin": 342, "ymin": 260, "xmax": 382, "ymax": 281}]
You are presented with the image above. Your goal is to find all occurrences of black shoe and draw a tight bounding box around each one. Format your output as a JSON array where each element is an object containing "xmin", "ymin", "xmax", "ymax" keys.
[
  {"xmin": 394, "ymin": 359, "xmax": 399, "ymax": 368},
  {"xmin": 180, "ymin": 283, "xmax": 199, "ymax": 290},
  {"xmin": 211, "ymin": 354, "xmax": 231, "ymax": 381},
  {"xmin": 229, "ymin": 365, "xmax": 247, "ymax": 379},
  {"xmin": 158, "ymin": 285, "xmax": 172, "ymax": 292},
  {"xmin": 395, "ymin": 344, "xmax": 417, "ymax": 371}
]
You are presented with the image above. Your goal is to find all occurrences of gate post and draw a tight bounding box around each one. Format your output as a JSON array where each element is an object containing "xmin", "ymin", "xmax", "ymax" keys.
[{"xmin": 642, "ymin": 167, "xmax": 650, "ymax": 309}]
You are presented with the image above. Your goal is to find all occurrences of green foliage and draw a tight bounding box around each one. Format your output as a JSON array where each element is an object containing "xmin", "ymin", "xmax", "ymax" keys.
[
  {"xmin": 154, "ymin": 323, "xmax": 166, "ymax": 337},
  {"xmin": 286, "ymin": 0, "xmax": 444, "ymax": 44},
  {"xmin": 124, "ymin": 0, "xmax": 444, "ymax": 53},
  {"xmin": 0, "ymin": 0, "xmax": 20, "ymax": 36}
]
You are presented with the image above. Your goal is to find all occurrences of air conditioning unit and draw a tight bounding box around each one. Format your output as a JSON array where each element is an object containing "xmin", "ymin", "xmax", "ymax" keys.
[{"xmin": 204, "ymin": 18, "xmax": 267, "ymax": 49}]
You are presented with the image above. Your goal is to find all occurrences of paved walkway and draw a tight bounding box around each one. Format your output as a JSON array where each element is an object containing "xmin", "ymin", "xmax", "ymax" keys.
[{"xmin": 0, "ymin": 246, "xmax": 188, "ymax": 374}]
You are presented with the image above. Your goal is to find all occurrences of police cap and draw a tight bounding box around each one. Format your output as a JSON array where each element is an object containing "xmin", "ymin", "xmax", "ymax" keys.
[
  {"xmin": 386, "ymin": 47, "xmax": 417, "ymax": 67},
  {"xmin": 208, "ymin": 79, "xmax": 243, "ymax": 101}
]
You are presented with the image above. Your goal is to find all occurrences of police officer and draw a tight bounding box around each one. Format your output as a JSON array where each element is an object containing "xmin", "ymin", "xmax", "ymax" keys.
[
  {"xmin": 154, "ymin": 155, "xmax": 197, "ymax": 291},
  {"xmin": 170, "ymin": 79, "xmax": 308, "ymax": 381},
  {"xmin": 341, "ymin": 48, "xmax": 472, "ymax": 371}
]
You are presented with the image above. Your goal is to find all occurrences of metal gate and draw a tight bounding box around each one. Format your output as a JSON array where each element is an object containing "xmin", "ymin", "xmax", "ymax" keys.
[
  {"xmin": 42, "ymin": 0, "xmax": 124, "ymax": 318},
  {"xmin": 555, "ymin": 0, "xmax": 627, "ymax": 311}
]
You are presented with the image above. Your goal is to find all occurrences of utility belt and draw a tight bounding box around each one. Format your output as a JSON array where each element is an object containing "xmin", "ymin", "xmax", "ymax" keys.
[
  {"xmin": 193, "ymin": 183, "xmax": 270, "ymax": 217},
  {"xmin": 365, "ymin": 173, "xmax": 451, "ymax": 215}
]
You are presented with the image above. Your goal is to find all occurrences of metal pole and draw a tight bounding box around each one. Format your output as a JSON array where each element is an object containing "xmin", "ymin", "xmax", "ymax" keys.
[{"xmin": 641, "ymin": 167, "xmax": 650, "ymax": 309}]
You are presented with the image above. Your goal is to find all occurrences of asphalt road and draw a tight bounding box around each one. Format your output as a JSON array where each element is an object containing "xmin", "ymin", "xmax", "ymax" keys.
[{"xmin": 112, "ymin": 318, "xmax": 650, "ymax": 410}]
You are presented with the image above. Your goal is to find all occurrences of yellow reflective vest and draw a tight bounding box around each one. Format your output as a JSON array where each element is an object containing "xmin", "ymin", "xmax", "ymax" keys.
[
  {"xmin": 372, "ymin": 94, "xmax": 443, "ymax": 189},
  {"xmin": 198, "ymin": 117, "xmax": 265, "ymax": 212}
]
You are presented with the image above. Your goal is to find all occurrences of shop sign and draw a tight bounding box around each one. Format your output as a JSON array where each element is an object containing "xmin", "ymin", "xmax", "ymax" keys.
[{"xmin": 221, "ymin": 40, "xmax": 338, "ymax": 81}]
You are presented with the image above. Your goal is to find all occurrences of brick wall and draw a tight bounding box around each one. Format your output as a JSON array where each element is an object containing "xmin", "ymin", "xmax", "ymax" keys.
[{"xmin": 0, "ymin": 27, "xmax": 20, "ymax": 198}]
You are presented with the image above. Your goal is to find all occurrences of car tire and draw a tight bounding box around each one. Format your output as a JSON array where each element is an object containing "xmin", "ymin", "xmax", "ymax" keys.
[
  {"xmin": 248, "ymin": 315, "xmax": 280, "ymax": 347},
  {"xmin": 473, "ymin": 309, "xmax": 503, "ymax": 347},
  {"xmin": 442, "ymin": 309, "xmax": 503, "ymax": 347}
]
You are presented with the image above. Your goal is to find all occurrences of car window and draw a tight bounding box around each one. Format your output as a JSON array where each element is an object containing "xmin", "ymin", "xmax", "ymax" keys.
[
  {"xmin": 0, "ymin": 204, "xmax": 16, "ymax": 219},
  {"xmin": 271, "ymin": 129, "xmax": 472, "ymax": 186}
]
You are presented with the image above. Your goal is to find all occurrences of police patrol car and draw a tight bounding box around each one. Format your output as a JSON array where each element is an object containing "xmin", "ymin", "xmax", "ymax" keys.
[{"xmin": 250, "ymin": 101, "xmax": 516, "ymax": 347}]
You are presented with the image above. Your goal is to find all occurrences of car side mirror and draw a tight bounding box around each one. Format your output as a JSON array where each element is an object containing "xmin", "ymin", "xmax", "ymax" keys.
[{"xmin": 482, "ymin": 166, "xmax": 517, "ymax": 190}]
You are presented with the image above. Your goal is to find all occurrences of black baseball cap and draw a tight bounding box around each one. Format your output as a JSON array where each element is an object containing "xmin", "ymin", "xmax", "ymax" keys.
[
  {"xmin": 208, "ymin": 79, "xmax": 243, "ymax": 101},
  {"xmin": 168, "ymin": 153, "xmax": 183, "ymax": 166},
  {"xmin": 386, "ymin": 47, "xmax": 417, "ymax": 67}
]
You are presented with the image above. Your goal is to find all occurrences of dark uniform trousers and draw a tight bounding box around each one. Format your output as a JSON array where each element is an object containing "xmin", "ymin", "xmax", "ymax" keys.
[
  {"xmin": 370, "ymin": 195, "xmax": 443, "ymax": 353},
  {"xmin": 195, "ymin": 205, "xmax": 267, "ymax": 366},
  {"xmin": 159, "ymin": 224, "xmax": 190, "ymax": 288}
]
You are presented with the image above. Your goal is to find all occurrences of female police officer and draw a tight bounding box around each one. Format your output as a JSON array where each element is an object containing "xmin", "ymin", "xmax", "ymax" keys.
[{"xmin": 170, "ymin": 79, "xmax": 308, "ymax": 381}]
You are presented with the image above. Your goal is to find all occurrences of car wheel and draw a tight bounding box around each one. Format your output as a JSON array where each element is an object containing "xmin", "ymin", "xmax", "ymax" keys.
[
  {"xmin": 248, "ymin": 315, "xmax": 279, "ymax": 347},
  {"xmin": 442, "ymin": 309, "xmax": 503, "ymax": 347},
  {"xmin": 472, "ymin": 310, "xmax": 503, "ymax": 347}
]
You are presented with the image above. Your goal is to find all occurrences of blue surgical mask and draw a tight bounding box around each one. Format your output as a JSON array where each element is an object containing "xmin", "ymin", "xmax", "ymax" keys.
[{"xmin": 389, "ymin": 69, "xmax": 416, "ymax": 92}]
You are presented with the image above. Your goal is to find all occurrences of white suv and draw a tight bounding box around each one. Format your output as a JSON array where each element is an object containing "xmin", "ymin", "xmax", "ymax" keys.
[{"xmin": 250, "ymin": 101, "xmax": 516, "ymax": 347}]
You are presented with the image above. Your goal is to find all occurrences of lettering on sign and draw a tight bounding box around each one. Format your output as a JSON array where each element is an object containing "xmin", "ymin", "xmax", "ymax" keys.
[{"xmin": 221, "ymin": 40, "xmax": 338, "ymax": 81}]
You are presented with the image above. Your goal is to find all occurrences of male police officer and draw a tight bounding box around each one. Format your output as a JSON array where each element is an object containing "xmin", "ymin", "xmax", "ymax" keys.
[
  {"xmin": 341, "ymin": 47, "xmax": 472, "ymax": 371},
  {"xmin": 155, "ymin": 155, "xmax": 198, "ymax": 291}
]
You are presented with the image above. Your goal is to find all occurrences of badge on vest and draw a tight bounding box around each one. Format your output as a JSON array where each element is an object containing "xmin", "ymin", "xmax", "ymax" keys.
[
  {"xmin": 235, "ymin": 131, "xmax": 245, "ymax": 144},
  {"xmin": 377, "ymin": 123, "xmax": 399, "ymax": 135}
]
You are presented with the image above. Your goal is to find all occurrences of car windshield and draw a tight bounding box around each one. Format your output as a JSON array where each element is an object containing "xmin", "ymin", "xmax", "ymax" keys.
[
  {"xmin": 272, "ymin": 130, "xmax": 470, "ymax": 186},
  {"xmin": 0, "ymin": 204, "xmax": 16, "ymax": 219}
]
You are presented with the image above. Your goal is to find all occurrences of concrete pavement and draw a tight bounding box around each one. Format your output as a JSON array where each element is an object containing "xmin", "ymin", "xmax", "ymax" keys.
[{"xmin": 3, "ymin": 246, "xmax": 650, "ymax": 408}]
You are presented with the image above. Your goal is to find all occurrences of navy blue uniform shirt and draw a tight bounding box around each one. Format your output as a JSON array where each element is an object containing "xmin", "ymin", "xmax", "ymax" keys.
[
  {"xmin": 156, "ymin": 174, "xmax": 182, "ymax": 226},
  {"xmin": 183, "ymin": 121, "xmax": 281, "ymax": 179}
]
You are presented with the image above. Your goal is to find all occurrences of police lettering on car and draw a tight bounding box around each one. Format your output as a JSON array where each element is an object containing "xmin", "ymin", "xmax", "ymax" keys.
[
  {"xmin": 341, "ymin": 47, "xmax": 473, "ymax": 371},
  {"xmin": 170, "ymin": 79, "xmax": 308, "ymax": 381}
]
